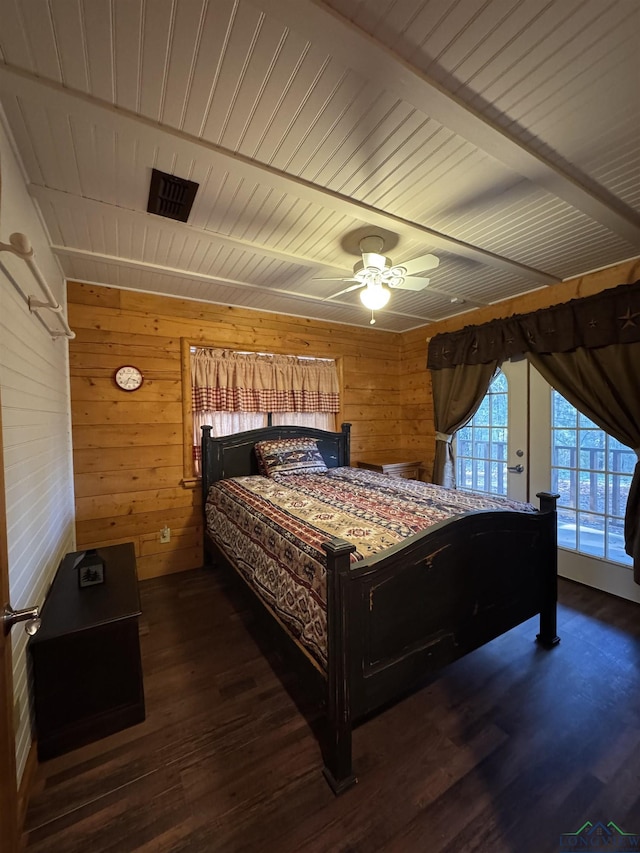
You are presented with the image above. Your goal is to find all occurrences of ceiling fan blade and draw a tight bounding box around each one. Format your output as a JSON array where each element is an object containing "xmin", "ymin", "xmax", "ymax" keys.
[
  {"xmin": 389, "ymin": 276, "xmax": 430, "ymax": 291},
  {"xmin": 326, "ymin": 282, "xmax": 364, "ymax": 299},
  {"xmin": 401, "ymin": 254, "xmax": 440, "ymax": 276},
  {"xmin": 312, "ymin": 276, "xmax": 357, "ymax": 282}
]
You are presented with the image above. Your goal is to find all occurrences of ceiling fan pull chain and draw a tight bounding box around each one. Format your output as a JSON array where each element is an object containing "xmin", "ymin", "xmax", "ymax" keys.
[{"xmin": 370, "ymin": 309, "xmax": 376, "ymax": 325}]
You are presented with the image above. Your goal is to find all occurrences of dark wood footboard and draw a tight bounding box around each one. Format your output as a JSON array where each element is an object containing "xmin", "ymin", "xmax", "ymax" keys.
[{"xmin": 322, "ymin": 492, "xmax": 559, "ymax": 793}]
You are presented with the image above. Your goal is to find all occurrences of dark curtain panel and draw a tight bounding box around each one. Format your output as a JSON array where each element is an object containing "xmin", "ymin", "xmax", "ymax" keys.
[
  {"xmin": 527, "ymin": 342, "xmax": 640, "ymax": 580},
  {"xmin": 431, "ymin": 361, "xmax": 500, "ymax": 487},
  {"xmin": 426, "ymin": 279, "xmax": 640, "ymax": 581}
]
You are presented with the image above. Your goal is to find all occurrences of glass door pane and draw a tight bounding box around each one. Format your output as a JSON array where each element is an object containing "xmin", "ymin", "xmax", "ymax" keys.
[
  {"xmin": 529, "ymin": 366, "xmax": 639, "ymax": 604},
  {"xmin": 455, "ymin": 360, "xmax": 528, "ymax": 502}
]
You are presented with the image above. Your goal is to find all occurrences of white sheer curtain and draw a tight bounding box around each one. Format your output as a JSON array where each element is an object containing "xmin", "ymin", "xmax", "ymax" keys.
[
  {"xmin": 193, "ymin": 412, "xmax": 267, "ymax": 474},
  {"xmin": 272, "ymin": 412, "xmax": 336, "ymax": 431}
]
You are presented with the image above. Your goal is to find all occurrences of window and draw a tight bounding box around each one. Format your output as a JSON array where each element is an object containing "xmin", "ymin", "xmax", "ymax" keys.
[
  {"xmin": 551, "ymin": 391, "xmax": 633, "ymax": 566},
  {"xmin": 190, "ymin": 347, "xmax": 339, "ymax": 475},
  {"xmin": 456, "ymin": 371, "xmax": 508, "ymax": 496}
]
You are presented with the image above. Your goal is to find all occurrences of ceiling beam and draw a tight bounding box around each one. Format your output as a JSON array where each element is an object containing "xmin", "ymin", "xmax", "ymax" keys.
[
  {"xmin": 256, "ymin": 0, "xmax": 640, "ymax": 249},
  {"xmin": 28, "ymin": 185, "xmax": 324, "ymax": 274},
  {"xmin": 52, "ymin": 244, "xmax": 443, "ymax": 322},
  {"xmin": 0, "ymin": 64, "xmax": 559, "ymax": 285},
  {"xmin": 52, "ymin": 245, "xmax": 310, "ymax": 295}
]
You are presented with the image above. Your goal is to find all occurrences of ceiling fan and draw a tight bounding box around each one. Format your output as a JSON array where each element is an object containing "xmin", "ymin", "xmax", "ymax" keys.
[{"xmin": 317, "ymin": 236, "xmax": 439, "ymax": 323}]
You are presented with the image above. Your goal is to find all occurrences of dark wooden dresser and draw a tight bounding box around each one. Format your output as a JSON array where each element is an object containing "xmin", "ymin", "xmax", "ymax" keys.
[{"xmin": 29, "ymin": 542, "xmax": 145, "ymax": 760}]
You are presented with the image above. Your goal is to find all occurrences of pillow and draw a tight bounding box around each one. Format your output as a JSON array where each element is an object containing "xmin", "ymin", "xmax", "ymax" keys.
[{"xmin": 254, "ymin": 437, "xmax": 328, "ymax": 477}]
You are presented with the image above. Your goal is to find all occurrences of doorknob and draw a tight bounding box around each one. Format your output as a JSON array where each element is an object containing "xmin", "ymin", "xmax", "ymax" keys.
[
  {"xmin": 507, "ymin": 464, "xmax": 524, "ymax": 474},
  {"xmin": 2, "ymin": 604, "xmax": 41, "ymax": 636}
]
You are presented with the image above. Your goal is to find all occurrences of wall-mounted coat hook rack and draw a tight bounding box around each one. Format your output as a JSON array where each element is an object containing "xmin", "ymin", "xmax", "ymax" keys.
[{"xmin": 0, "ymin": 232, "xmax": 75, "ymax": 339}]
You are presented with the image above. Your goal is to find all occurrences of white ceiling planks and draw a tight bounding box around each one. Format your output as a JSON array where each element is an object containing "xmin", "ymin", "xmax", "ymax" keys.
[
  {"xmin": 0, "ymin": 0, "xmax": 638, "ymax": 331},
  {"xmin": 327, "ymin": 0, "xmax": 640, "ymax": 219}
]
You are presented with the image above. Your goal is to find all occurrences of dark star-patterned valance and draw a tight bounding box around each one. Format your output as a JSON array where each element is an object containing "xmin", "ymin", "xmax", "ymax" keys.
[{"xmin": 427, "ymin": 280, "xmax": 640, "ymax": 370}]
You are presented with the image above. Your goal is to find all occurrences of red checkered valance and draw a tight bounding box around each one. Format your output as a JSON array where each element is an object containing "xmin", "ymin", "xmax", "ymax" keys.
[{"xmin": 191, "ymin": 348, "xmax": 340, "ymax": 414}]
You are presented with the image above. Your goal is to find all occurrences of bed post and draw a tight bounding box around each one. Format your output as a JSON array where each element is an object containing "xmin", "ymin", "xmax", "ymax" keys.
[
  {"xmin": 535, "ymin": 491, "xmax": 561, "ymax": 648},
  {"xmin": 322, "ymin": 537, "xmax": 357, "ymax": 795},
  {"xmin": 340, "ymin": 422, "xmax": 352, "ymax": 466},
  {"xmin": 201, "ymin": 425, "xmax": 213, "ymax": 568}
]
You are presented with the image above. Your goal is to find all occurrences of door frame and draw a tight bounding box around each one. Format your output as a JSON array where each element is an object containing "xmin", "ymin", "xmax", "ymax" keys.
[{"xmin": 0, "ymin": 393, "xmax": 19, "ymax": 851}]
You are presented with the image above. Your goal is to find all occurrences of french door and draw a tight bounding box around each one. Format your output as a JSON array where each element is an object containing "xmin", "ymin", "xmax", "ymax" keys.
[{"xmin": 457, "ymin": 359, "xmax": 640, "ymax": 603}]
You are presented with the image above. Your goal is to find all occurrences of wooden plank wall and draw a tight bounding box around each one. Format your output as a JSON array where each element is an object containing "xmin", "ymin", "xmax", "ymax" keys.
[
  {"xmin": 68, "ymin": 259, "xmax": 639, "ymax": 578},
  {"xmin": 67, "ymin": 282, "xmax": 401, "ymax": 579},
  {"xmin": 399, "ymin": 258, "xmax": 640, "ymax": 481},
  {"xmin": 400, "ymin": 328, "xmax": 433, "ymax": 478}
]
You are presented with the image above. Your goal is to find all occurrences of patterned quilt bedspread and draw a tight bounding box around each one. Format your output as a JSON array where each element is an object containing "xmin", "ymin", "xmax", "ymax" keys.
[{"xmin": 205, "ymin": 466, "xmax": 534, "ymax": 669}]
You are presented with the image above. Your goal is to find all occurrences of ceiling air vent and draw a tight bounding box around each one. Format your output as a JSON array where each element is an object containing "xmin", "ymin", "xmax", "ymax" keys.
[{"xmin": 147, "ymin": 168, "xmax": 199, "ymax": 223}]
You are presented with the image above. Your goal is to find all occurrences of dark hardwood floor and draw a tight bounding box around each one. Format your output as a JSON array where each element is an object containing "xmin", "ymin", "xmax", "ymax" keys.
[{"xmin": 23, "ymin": 566, "xmax": 640, "ymax": 853}]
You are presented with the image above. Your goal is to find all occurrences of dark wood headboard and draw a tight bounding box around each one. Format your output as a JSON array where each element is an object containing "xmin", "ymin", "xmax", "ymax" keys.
[{"xmin": 201, "ymin": 422, "xmax": 351, "ymax": 504}]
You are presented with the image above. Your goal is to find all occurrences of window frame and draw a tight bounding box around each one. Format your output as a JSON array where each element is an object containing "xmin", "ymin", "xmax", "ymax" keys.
[{"xmin": 180, "ymin": 338, "xmax": 344, "ymax": 486}]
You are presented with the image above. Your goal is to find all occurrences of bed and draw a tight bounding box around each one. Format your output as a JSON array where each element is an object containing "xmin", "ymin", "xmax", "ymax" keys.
[{"xmin": 201, "ymin": 422, "xmax": 559, "ymax": 793}]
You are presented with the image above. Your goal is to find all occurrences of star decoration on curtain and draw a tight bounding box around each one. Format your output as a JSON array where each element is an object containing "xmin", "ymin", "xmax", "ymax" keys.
[{"xmin": 619, "ymin": 307, "xmax": 640, "ymax": 329}]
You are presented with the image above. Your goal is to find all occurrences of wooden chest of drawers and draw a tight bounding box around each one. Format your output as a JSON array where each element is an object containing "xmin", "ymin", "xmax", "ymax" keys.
[{"xmin": 357, "ymin": 457, "xmax": 422, "ymax": 480}]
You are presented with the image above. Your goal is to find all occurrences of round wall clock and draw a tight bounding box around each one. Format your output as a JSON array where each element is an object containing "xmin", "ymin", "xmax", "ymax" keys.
[{"xmin": 114, "ymin": 365, "xmax": 144, "ymax": 391}]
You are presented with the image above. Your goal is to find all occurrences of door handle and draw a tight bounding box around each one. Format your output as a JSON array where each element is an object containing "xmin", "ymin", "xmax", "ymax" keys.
[
  {"xmin": 507, "ymin": 464, "xmax": 524, "ymax": 474},
  {"xmin": 2, "ymin": 604, "xmax": 41, "ymax": 636}
]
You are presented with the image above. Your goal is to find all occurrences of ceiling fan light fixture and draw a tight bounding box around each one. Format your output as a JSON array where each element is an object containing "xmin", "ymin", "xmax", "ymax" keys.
[
  {"xmin": 320, "ymin": 235, "xmax": 439, "ymax": 312},
  {"xmin": 360, "ymin": 284, "xmax": 391, "ymax": 310},
  {"xmin": 387, "ymin": 274, "xmax": 405, "ymax": 288}
]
